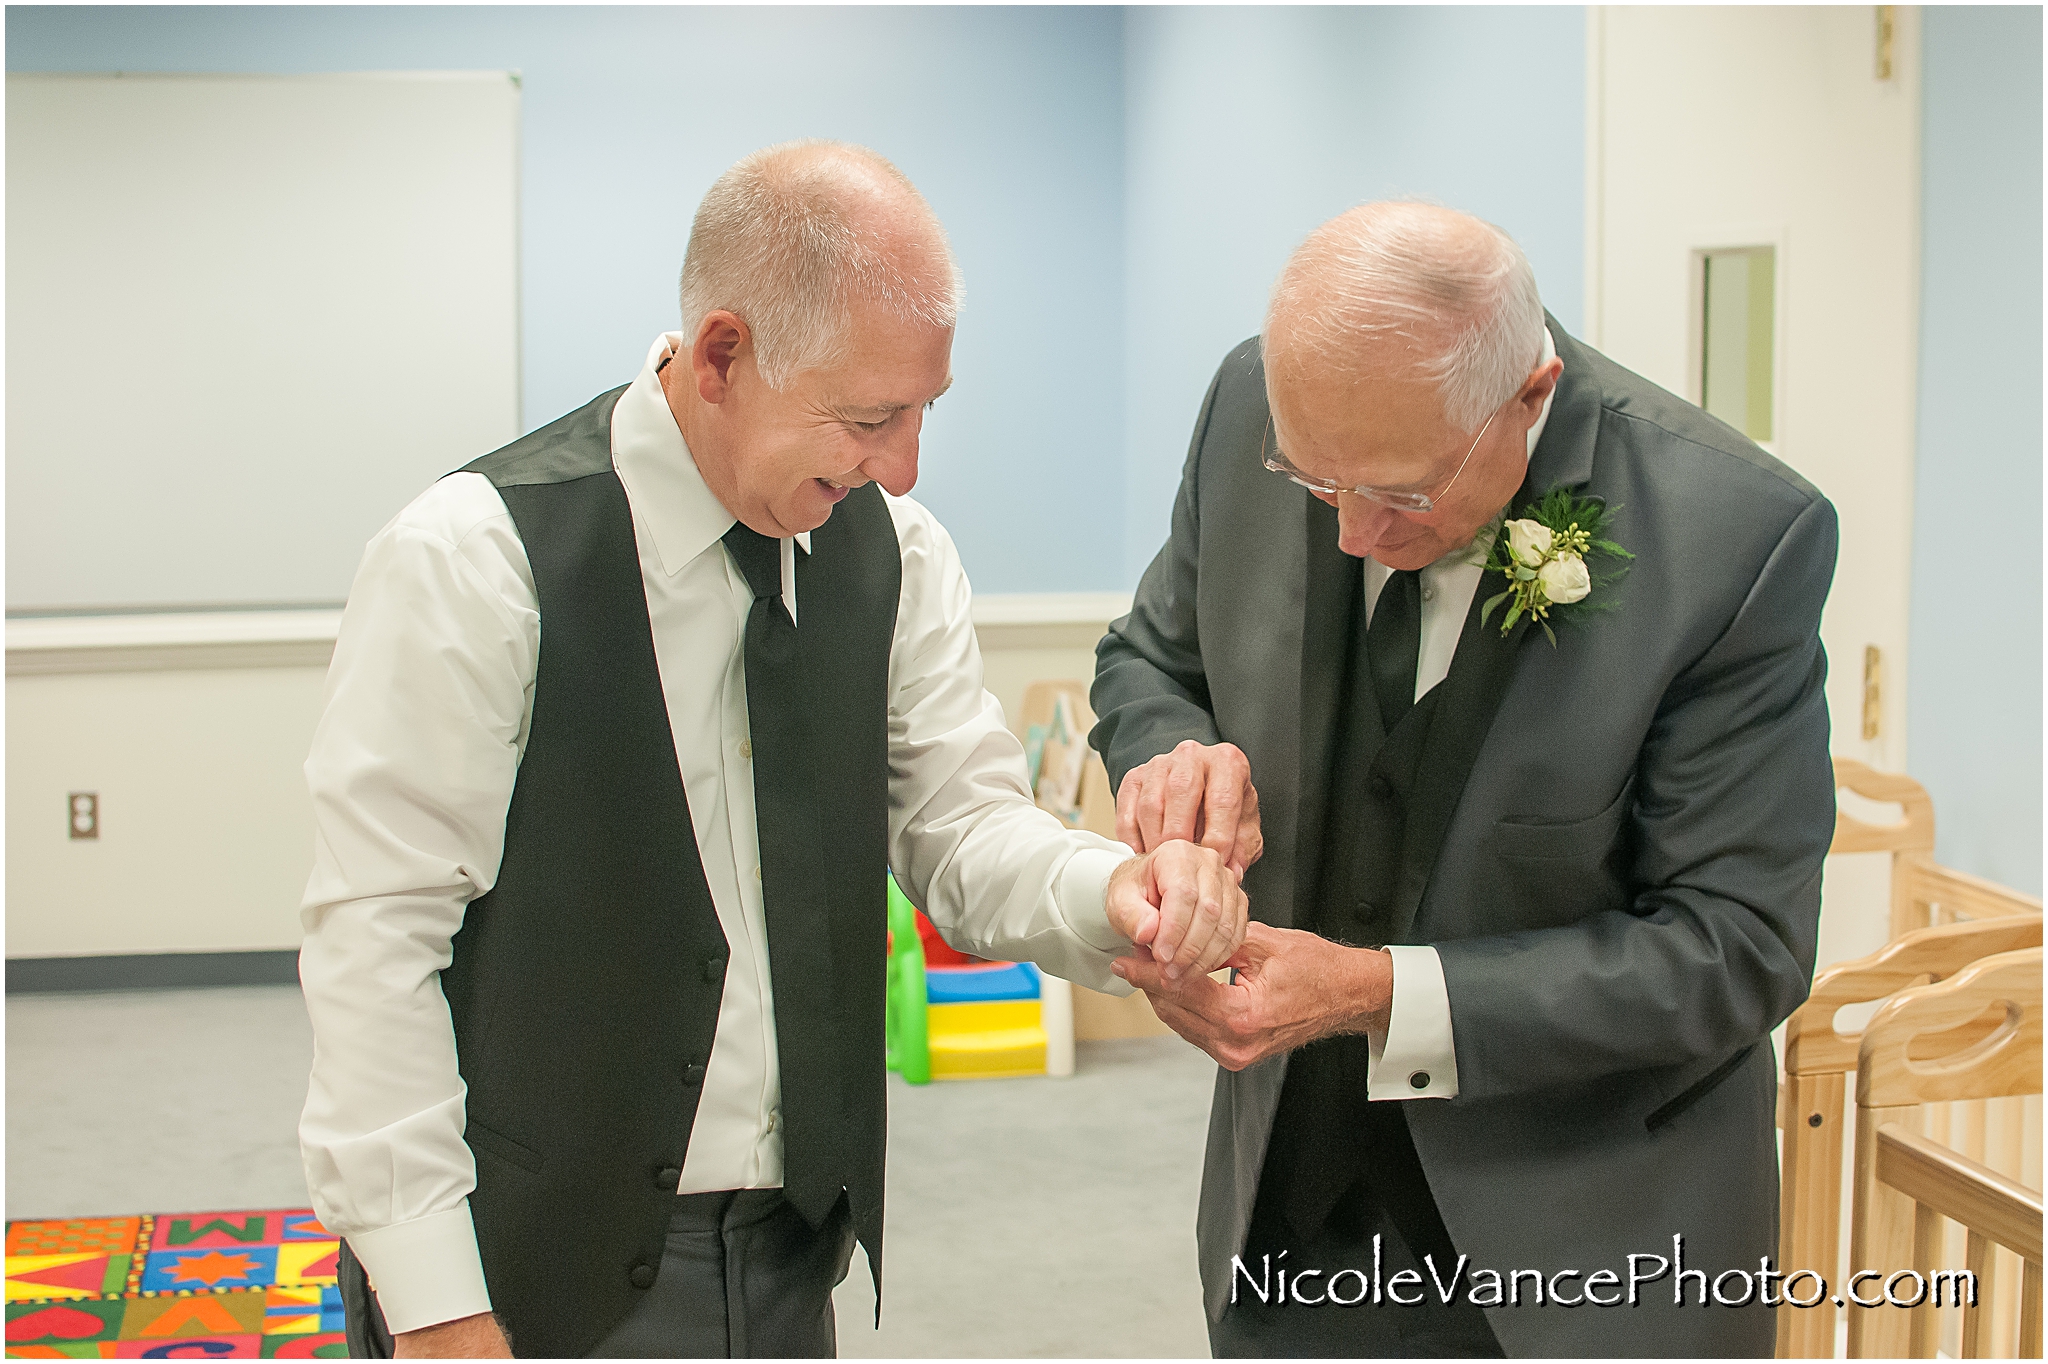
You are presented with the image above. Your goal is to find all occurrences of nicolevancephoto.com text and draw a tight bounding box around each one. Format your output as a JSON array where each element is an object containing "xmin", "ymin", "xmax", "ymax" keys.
[{"xmin": 1231, "ymin": 1234, "xmax": 1982, "ymax": 1313}]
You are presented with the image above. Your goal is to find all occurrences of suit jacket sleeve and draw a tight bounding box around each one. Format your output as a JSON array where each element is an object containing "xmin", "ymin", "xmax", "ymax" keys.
[
  {"xmin": 1090, "ymin": 364, "xmax": 1228, "ymax": 786},
  {"xmin": 1434, "ymin": 494, "xmax": 1838, "ymax": 1101}
]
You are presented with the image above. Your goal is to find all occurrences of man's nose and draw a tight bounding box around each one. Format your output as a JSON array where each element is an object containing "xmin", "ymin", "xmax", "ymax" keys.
[
  {"xmin": 860, "ymin": 419, "xmax": 921, "ymax": 497},
  {"xmin": 1334, "ymin": 493, "xmax": 1399, "ymax": 557}
]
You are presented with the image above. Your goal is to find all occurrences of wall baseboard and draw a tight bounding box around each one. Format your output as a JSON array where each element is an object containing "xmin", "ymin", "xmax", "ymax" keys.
[{"xmin": 7, "ymin": 950, "xmax": 301, "ymax": 994}]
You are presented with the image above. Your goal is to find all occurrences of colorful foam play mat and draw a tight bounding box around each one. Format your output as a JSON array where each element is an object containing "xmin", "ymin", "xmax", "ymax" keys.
[{"xmin": 4, "ymin": 1210, "xmax": 343, "ymax": 1358}]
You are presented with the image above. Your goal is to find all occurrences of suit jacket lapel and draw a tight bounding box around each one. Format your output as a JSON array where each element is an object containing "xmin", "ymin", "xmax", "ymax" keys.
[{"xmin": 1291, "ymin": 493, "xmax": 1373, "ymax": 930}]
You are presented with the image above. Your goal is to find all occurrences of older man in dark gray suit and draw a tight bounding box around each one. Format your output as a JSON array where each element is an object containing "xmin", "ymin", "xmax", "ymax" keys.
[{"xmin": 1093, "ymin": 202, "xmax": 1836, "ymax": 1357}]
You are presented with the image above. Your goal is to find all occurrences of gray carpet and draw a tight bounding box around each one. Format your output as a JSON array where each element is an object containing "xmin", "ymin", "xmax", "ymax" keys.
[{"xmin": 6, "ymin": 985, "xmax": 1218, "ymax": 1357}]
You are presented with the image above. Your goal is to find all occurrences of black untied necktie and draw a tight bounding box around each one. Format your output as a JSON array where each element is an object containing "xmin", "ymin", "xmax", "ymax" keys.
[
  {"xmin": 720, "ymin": 520, "xmax": 845, "ymax": 1227},
  {"xmin": 1368, "ymin": 568, "xmax": 1422, "ymax": 732}
]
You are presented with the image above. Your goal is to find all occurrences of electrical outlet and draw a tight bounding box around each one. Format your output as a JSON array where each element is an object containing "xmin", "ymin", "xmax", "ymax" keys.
[{"xmin": 68, "ymin": 792, "xmax": 98, "ymax": 840}]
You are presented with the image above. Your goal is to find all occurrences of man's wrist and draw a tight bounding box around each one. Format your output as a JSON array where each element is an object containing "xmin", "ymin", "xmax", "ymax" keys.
[
  {"xmin": 1327, "ymin": 943, "xmax": 1395, "ymax": 1042},
  {"xmin": 395, "ymin": 1311, "xmax": 508, "ymax": 1359},
  {"xmin": 1067, "ymin": 845, "xmax": 1138, "ymax": 951}
]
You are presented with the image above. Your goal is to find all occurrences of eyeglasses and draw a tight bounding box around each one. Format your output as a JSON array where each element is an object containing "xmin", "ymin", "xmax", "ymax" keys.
[{"xmin": 1260, "ymin": 404, "xmax": 1501, "ymax": 513}]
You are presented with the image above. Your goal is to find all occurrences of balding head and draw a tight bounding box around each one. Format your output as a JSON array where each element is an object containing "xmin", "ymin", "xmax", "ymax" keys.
[
  {"xmin": 1255, "ymin": 203, "xmax": 1561, "ymax": 572},
  {"xmin": 679, "ymin": 140, "xmax": 962, "ymax": 389},
  {"xmin": 1264, "ymin": 202, "xmax": 1544, "ymax": 434}
]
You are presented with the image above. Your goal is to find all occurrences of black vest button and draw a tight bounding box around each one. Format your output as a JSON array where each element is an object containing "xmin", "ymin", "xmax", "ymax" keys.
[
  {"xmin": 683, "ymin": 1063, "xmax": 706, "ymax": 1085},
  {"xmin": 702, "ymin": 956, "xmax": 726, "ymax": 983},
  {"xmin": 1372, "ymin": 776, "xmax": 1394, "ymax": 799},
  {"xmin": 655, "ymin": 1166, "xmax": 682, "ymax": 1192},
  {"xmin": 1409, "ymin": 1071, "xmax": 1431, "ymax": 1090},
  {"xmin": 630, "ymin": 1263, "xmax": 657, "ymax": 1289},
  {"xmin": 1355, "ymin": 899, "xmax": 1374, "ymax": 918}
]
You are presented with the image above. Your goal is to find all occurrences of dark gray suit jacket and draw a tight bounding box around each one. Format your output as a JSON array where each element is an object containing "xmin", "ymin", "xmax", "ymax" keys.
[{"xmin": 1091, "ymin": 319, "xmax": 1837, "ymax": 1357}]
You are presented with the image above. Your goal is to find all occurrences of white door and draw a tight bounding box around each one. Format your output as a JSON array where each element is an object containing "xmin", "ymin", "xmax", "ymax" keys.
[{"xmin": 1586, "ymin": 5, "xmax": 1921, "ymax": 971}]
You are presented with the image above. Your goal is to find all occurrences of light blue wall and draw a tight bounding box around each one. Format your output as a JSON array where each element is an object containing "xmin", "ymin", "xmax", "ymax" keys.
[
  {"xmin": 12, "ymin": 7, "xmax": 2036, "ymax": 888},
  {"xmin": 5, "ymin": 5, "xmax": 1128, "ymax": 595},
  {"xmin": 1909, "ymin": 7, "xmax": 2043, "ymax": 894},
  {"xmin": 8, "ymin": 6, "xmax": 1588, "ymax": 595},
  {"xmin": 1118, "ymin": 6, "xmax": 1585, "ymax": 582}
]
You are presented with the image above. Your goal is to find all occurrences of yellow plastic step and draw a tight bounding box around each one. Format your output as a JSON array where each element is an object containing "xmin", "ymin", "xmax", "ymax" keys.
[
  {"xmin": 928, "ymin": 1000, "xmax": 1040, "ymax": 1032},
  {"xmin": 928, "ymin": 1026, "xmax": 1048, "ymax": 1080}
]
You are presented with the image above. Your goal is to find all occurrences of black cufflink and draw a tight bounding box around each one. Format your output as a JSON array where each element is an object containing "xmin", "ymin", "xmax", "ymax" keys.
[{"xmin": 1409, "ymin": 1071, "xmax": 1430, "ymax": 1090}]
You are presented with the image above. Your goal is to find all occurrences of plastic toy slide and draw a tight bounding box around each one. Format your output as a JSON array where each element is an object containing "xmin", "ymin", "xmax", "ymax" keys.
[{"xmin": 885, "ymin": 874, "xmax": 1074, "ymax": 1082}]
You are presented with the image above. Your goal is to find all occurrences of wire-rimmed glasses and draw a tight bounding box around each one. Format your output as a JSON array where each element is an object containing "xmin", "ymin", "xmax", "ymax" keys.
[{"xmin": 1260, "ymin": 405, "xmax": 1501, "ymax": 513}]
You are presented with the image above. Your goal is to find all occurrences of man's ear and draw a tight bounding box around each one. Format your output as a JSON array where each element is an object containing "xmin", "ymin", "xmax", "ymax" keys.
[
  {"xmin": 1518, "ymin": 355, "xmax": 1564, "ymax": 421},
  {"xmin": 691, "ymin": 311, "xmax": 751, "ymax": 404}
]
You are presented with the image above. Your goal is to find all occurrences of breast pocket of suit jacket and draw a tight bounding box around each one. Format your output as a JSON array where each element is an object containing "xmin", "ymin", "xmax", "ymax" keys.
[{"xmin": 1488, "ymin": 776, "xmax": 1636, "ymax": 927}]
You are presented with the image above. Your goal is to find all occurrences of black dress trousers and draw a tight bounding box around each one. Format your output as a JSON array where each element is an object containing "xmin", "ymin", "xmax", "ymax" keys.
[
  {"xmin": 1213, "ymin": 1101, "xmax": 1504, "ymax": 1359},
  {"xmin": 339, "ymin": 1190, "xmax": 855, "ymax": 1358}
]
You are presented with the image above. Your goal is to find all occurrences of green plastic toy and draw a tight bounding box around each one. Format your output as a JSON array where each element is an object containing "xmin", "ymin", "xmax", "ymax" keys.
[{"xmin": 884, "ymin": 873, "xmax": 931, "ymax": 1084}]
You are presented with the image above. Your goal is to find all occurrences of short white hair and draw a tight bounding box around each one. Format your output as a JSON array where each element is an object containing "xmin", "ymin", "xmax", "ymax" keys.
[
  {"xmin": 1264, "ymin": 202, "xmax": 1545, "ymax": 431},
  {"xmin": 678, "ymin": 140, "xmax": 963, "ymax": 390}
]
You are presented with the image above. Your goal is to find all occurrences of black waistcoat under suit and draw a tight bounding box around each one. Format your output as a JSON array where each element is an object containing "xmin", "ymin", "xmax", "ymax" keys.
[
  {"xmin": 423, "ymin": 388, "xmax": 901, "ymax": 1357},
  {"xmin": 1255, "ymin": 496, "xmax": 1527, "ymax": 1273}
]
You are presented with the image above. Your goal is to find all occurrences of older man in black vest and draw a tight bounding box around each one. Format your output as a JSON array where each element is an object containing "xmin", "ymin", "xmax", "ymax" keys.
[
  {"xmin": 298, "ymin": 141, "xmax": 1245, "ymax": 1359},
  {"xmin": 1094, "ymin": 203, "xmax": 1835, "ymax": 1356}
]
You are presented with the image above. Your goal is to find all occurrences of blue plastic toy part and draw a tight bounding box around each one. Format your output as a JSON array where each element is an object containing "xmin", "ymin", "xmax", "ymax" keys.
[{"xmin": 924, "ymin": 960, "xmax": 1040, "ymax": 1004}]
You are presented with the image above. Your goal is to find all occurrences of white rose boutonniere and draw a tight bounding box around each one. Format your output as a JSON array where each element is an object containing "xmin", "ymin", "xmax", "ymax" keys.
[
  {"xmin": 1505, "ymin": 518, "xmax": 1553, "ymax": 567},
  {"xmin": 1481, "ymin": 487, "xmax": 1632, "ymax": 644},
  {"xmin": 1537, "ymin": 554, "xmax": 1592, "ymax": 605}
]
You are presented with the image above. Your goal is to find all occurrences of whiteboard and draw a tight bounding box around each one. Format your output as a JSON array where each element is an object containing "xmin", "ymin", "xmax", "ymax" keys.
[{"xmin": 6, "ymin": 73, "xmax": 520, "ymax": 612}]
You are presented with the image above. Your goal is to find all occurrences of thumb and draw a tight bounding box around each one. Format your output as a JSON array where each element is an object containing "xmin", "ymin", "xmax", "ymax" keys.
[
  {"xmin": 1223, "ymin": 930, "xmax": 1270, "ymax": 975},
  {"xmin": 1109, "ymin": 853, "xmax": 1164, "ymax": 946}
]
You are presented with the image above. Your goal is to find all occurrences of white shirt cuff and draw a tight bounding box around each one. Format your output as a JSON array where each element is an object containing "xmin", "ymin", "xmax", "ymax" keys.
[
  {"xmin": 1366, "ymin": 944, "xmax": 1460, "ymax": 1100},
  {"xmin": 344, "ymin": 1201, "xmax": 493, "ymax": 1335},
  {"xmin": 1056, "ymin": 845, "xmax": 1135, "ymax": 954}
]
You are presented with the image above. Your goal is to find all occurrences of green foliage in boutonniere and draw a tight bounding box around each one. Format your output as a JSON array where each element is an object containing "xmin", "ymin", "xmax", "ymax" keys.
[{"xmin": 1479, "ymin": 486, "xmax": 1633, "ymax": 645}]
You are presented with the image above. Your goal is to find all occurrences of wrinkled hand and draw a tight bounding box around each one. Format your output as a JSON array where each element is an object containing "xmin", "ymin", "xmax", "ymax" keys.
[
  {"xmin": 1116, "ymin": 740, "xmax": 1264, "ymax": 879},
  {"xmin": 395, "ymin": 1312, "xmax": 511, "ymax": 1358},
  {"xmin": 1111, "ymin": 921, "xmax": 1392, "ymax": 1070},
  {"xmin": 1103, "ymin": 840, "xmax": 1248, "ymax": 984}
]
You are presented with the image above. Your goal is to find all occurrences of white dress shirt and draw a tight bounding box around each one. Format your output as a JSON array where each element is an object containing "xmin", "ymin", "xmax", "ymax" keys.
[
  {"xmin": 298, "ymin": 334, "xmax": 1134, "ymax": 1334},
  {"xmin": 1357, "ymin": 327, "xmax": 1557, "ymax": 1102}
]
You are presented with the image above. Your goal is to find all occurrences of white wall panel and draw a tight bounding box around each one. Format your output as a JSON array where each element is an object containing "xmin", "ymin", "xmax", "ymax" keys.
[{"xmin": 6, "ymin": 72, "xmax": 520, "ymax": 610}]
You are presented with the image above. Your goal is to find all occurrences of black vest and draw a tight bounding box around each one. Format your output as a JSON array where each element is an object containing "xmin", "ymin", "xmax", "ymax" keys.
[
  {"xmin": 437, "ymin": 388, "xmax": 901, "ymax": 1357},
  {"xmin": 1260, "ymin": 559, "xmax": 1450, "ymax": 1241}
]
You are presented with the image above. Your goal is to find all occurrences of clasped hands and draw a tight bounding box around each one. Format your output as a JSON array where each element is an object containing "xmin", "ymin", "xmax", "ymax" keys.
[{"xmin": 1106, "ymin": 741, "xmax": 1393, "ymax": 1070}]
